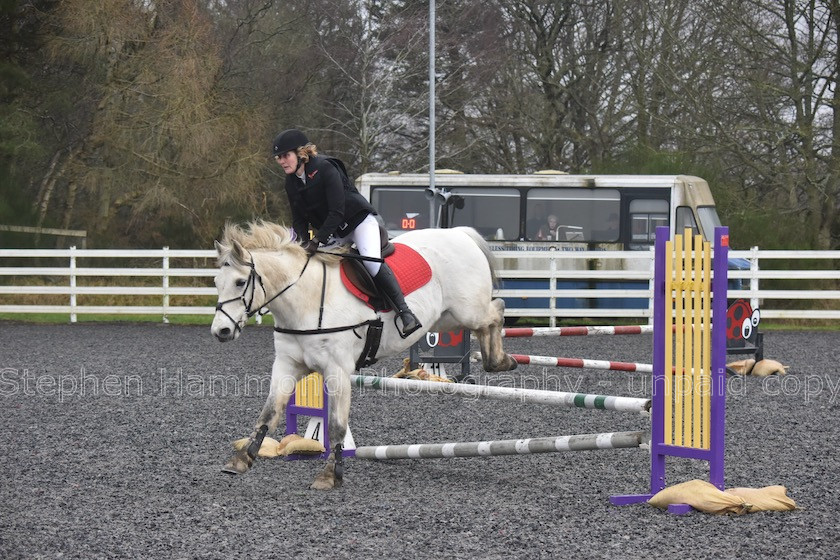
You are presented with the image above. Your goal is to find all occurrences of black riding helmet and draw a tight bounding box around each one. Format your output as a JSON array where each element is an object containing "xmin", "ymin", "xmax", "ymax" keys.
[{"xmin": 272, "ymin": 129, "xmax": 309, "ymax": 157}]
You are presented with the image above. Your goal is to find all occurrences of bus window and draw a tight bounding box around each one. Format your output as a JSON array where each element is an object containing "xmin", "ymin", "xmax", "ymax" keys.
[
  {"xmin": 370, "ymin": 187, "xmax": 431, "ymax": 233},
  {"xmin": 448, "ymin": 187, "xmax": 519, "ymax": 240},
  {"xmin": 629, "ymin": 199, "xmax": 669, "ymax": 250},
  {"xmin": 591, "ymin": 212, "xmax": 620, "ymax": 242},
  {"xmin": 675, "ymin": 206, "xmax": 699, "ymax": 236},
  {"xmin": 526, "ymin": 188, "xmax": 620, "ymax": 241},
  {"xmin": 696, "ymin": 206, "xmax": 722, "ymax": 240}
]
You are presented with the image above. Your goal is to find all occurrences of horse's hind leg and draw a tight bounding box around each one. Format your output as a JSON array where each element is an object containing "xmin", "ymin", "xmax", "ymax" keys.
[
  {"xmin": 222, "ymin": 360, "xmax": 302, "ymax": 475},
  {"xmin": 311, "ymin": 368, "xmax": 351, "ymax": 490},
  {"xmin": 474, "ymin": 298, "xmax": 518, "ymax": 372}
]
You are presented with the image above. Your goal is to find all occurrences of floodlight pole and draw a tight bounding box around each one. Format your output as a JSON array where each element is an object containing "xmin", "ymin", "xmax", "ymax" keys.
[{"xmin": 429, "ymin": 0, "xmax": 437, "ymax": 227}]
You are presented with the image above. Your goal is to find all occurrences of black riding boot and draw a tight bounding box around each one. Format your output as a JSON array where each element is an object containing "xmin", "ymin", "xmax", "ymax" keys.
[{"xmin": 373, "ymin": 264, "xmax": 422, "ymax": 338}]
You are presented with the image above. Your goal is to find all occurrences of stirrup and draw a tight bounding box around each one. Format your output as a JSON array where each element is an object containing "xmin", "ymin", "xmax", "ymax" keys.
[{"xmin": 395, "ymin": 311, "xmax": 422, "ymax": 339}]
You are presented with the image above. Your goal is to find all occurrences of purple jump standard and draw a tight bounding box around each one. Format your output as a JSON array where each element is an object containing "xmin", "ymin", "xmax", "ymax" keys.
[{"xmin": 610, "ymin": 226, "xmax": 728, "ymax": 514}]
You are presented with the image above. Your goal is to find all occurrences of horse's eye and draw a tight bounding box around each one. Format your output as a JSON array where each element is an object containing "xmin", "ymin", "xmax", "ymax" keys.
[{"xmin": 235, "ymin": 279, "xmax": 246, "ymax": 287}]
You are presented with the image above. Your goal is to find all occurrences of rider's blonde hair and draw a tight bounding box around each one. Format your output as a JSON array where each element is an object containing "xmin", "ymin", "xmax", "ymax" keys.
[{"xmin": 296, "ymin": 143, "xmax": 318, "ymax": 164}]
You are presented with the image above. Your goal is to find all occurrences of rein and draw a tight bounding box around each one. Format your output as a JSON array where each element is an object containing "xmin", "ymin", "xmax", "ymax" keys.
[
  {"xmin": 273, "ymin": 260, "xmax": 379, "ymax": 337},
  {"xmin": 315, "ymin": 249, "xmax": 384, "ymax": 264}
]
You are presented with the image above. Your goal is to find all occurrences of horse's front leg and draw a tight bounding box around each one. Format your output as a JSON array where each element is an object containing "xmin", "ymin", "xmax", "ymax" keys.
[
  {"xmin": 476, "ymin": 298, "xmax": 518, "ymax": 372},
  {"xmin": 222, "ymin": 359, "xmax": 303, "ymax": 475},
  {"xmin": 310, "ymin": 367, "xmax": 352, "ymax": 490}
]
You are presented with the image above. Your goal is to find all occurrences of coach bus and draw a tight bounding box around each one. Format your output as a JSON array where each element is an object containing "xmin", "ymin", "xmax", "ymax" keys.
[{"xmin": 355, "ymin": 171, "xmax": 745, "ymax": 318}]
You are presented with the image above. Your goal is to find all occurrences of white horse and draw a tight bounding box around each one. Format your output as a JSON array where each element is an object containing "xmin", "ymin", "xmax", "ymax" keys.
[{"xmin": 211, "ymin": 221, "xmax": 517, "ymax": 489}]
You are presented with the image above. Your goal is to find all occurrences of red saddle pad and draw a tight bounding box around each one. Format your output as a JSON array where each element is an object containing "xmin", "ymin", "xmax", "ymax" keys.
[{"xmin": 339, "ymin": 243, "xmax": 432, "ymax": 309}]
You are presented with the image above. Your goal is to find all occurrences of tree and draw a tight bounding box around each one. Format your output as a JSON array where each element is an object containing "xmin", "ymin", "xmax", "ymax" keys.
[
  {"xmin": 463, "ymin": 0, "xmax": 631, "ymax": 172},
  {"xmin": 306, "ymin": 0, "xmax": 431, "ymax": 175},
  {"xmin": 0, "ymin": 0, "xmax": 57, "ymax": 234},
  {"xmin": 701, "ymin": 0, "xmax": 840, "ymax": 248},
  {"xmin": 4, "ymin": 0, "xmax": 840, "ymax": 251}
]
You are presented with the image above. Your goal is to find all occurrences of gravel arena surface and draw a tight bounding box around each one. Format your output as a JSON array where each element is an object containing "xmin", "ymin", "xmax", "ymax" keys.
[{"xmin": 1, "ymin": 323, "xmax": 837, "ymax": 559}]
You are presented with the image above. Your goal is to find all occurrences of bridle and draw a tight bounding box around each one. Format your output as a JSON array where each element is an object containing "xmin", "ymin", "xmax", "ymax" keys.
[{"xmin": 215, "ymin": 252, "xmax": 311, "ymax": 335}]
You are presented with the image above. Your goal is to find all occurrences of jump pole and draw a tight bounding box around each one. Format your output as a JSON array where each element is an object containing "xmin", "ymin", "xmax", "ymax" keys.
[
  {"xmin": 610, "ymin": 226, "xmax": 728, "ymax": 514},
  {"xmin": 355, "ymin": 431, "xmax": 646, "ymax": 460},
  {"xmin": 349, "ymin": 374, "xmax": 650, "ymax": 413},
  {"xmin": 502, "ymin": 325, "xmax": 653, "ymax": 338},
  {"xmin": 282, "ymin": 373, "xmax": 649, "ymax": 462},
  {"xmin": 469, "ymin": 351, "xmax": 653, "ymax": 373}
]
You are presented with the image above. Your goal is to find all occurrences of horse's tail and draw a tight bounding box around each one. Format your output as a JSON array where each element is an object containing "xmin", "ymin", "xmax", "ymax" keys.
[{"xmin": 455, "ymin": 227, "xmax": 500, "ymax": 288}]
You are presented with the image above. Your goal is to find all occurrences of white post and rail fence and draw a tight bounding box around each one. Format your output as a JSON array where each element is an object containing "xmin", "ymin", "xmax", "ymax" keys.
[{"xmin": 0, "ymin": 247, "xmax": 838, "ymax": 323}]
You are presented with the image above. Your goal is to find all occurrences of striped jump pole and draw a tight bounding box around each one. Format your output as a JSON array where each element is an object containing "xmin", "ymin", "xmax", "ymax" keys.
[
  {"xmin": 501, "ymin": 325, "xmax": 653, "ymax": 338},
  {"xmin": 354, "ymin": 431, "xmax": 646, "ymax": 460},
  {"xmin": 470, "ymin": 351, "xmax": 653, "ymax": 374},
  {"xmin": 350, "ymin": 374, "xmax": 650, "ymax": 413}
]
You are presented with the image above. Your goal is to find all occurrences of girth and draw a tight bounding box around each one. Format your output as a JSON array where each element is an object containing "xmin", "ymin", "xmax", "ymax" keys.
[
  {"xmin": 272, "ymin": 225, "xmax": 392, "ymax": 369},
  {"xmin": 274, "ymin": 318, "xmax": 384, "ymax": 370}
]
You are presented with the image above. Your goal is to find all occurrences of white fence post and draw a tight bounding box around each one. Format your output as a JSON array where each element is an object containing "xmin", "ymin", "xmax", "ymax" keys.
[
  {"xmin": 750, "ymin": 245, "xmax": 760, "ymax": 310},
  {"xmin": 162, "ymin": 246, "xmax": 170, "ymax": 324},
  {"xmin": 548, "ymin": 249, "xmax": 557, "ymax": 327},
  {"xmin": 647, "ymin": 245, "xmax": 656, "ymax": 326},
  {"xmin": 69, "ymin": 246, "xmax": 77, "ymax": 323}
]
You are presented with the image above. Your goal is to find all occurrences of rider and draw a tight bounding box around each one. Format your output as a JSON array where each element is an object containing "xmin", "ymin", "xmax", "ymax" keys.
[{"xmin": 272, "ymin": 128, "xmax": 422, "ymax": 338}]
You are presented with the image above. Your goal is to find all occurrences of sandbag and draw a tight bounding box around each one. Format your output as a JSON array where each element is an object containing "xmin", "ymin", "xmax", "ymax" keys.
[
  {"xmin": 392, "ymin": 357, "xmax": 453, "ymax": 383},
  {"xmin": 231, "ymin": 433, "xmax": 309, "ymax": 458},
  {"xmin": 648, "ymin": 480, "xmax": 798, "ymax": 514},
  {"xmin": 750, "ymin": 359, "xmax": 789, "ymax": 376},
  {"xmin": 727, "ymin": 359, "xmax": 755, "ymax": 375},
  {"xmin": 648, "ymin": 480, "xmax": 748, "ymax": 514},
  {"xmin": 232, "ymin": 436, "xmax": 284, "ymax": 458},
  {"xmin": 282, "ymin": 437, "xmax": 326, "ymax": 455},
  {"xmin": 277, "ymin": 433, "xmax": 303, "ymax": 453},
  {"xmin": 725, "ymin": 486, "xmax": 798, "ymax": 512},
  {"xmin": 391, "ymin": 357, "xmax": 417, "ymax": 378}
]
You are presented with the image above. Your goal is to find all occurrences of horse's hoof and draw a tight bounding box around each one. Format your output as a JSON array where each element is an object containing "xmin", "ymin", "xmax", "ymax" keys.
[
  {"xmin": 505, "ymin": 354, "xmax": 519, "ymax": 371},
  {"xmin": 483, "ymin": 354, "xmax": 519, "ymax": 373},
  {"xmin": 221, "ymin": 452, "xmax": 252, "ymax": 475},
  {"xmin": 310, "ymin": 475, "xmax": 338, "ymax": 490},
  {"xmin": 310, "ymin": 462, "xmax": 342, "ymax": 490}
]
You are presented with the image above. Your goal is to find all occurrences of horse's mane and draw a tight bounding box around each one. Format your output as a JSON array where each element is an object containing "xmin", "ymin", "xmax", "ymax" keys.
[
  {"xmin": 221, "ymin": 221, "xmax": 295, "ymax": 252},
  {"xmin": 217, "ymin": 221, "xmax": 345, "ymax": 265}
]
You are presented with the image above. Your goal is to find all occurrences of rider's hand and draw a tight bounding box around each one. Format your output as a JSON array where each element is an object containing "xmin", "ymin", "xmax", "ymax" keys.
[{"xmin": 301, "ymin": 239, "xmax": 319, "ymax": 256}]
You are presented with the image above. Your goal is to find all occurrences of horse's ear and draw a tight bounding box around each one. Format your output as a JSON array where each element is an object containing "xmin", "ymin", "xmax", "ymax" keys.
[
  {"xmin": 214, "ymin": 240, "xmax": 226, "ymax": 256},
  {"xmin": 229, "ymin": 239, "xmax": 247, "ymax": 265}
]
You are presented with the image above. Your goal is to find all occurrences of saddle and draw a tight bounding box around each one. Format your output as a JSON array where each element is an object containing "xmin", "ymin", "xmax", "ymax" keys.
[{"xmin": 339, "ymin": 226, "xmax": 432, "ymax": 311}]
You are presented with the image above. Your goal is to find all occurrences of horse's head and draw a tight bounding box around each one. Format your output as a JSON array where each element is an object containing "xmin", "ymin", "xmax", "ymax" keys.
[
  {"xmin": 211, "ymin": 237, "xmax": 262, "ymax": 342},
  {"xmin": 210, "ymin": 221, "xmax": 316, "ymax": 341},
  {"xmin": 211, "ymin": 220, "xmax": 349, "ymax": 341}
]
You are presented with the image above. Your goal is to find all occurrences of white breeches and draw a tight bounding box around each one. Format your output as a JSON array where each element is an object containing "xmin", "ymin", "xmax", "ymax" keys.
[{"xmin": 335, "ymin": 214, "xmax": 382, "ymax": 275}]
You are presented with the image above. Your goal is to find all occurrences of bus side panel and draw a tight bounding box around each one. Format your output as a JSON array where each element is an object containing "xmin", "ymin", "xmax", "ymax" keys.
[
  {"xmin": 593, "ymin": 280, "xmax": 649, "ymax": 309},
  {"xmin": 500, "ymin": 278, "xmax": 589, "ymax": 311}
]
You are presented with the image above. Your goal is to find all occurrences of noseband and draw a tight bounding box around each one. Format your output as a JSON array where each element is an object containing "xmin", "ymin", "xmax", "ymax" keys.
[{"xmin": 215, "ymin": 253, "xmax": 310, "ymax": 334}]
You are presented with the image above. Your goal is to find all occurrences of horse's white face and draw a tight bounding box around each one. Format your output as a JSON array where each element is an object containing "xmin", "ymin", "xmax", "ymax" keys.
[{"xmin": 211, "ymin": 240, "xmax": 255, "ymax": 342}]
